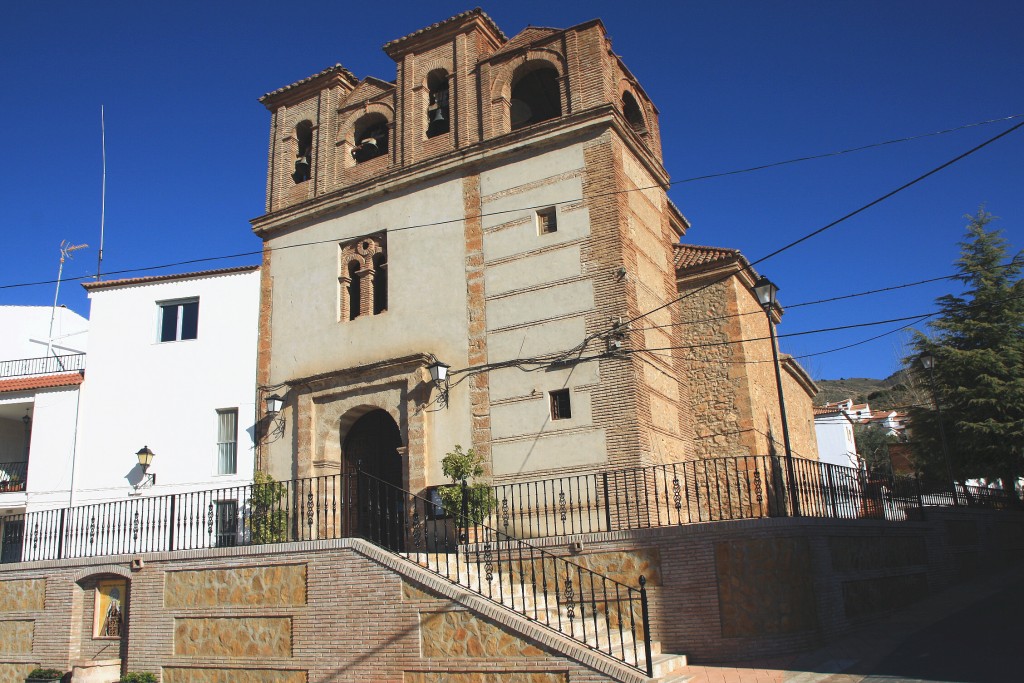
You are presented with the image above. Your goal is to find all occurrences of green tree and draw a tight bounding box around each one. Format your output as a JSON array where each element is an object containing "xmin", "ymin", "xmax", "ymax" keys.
[
  {"xmin": 908, "ymin": 209, "xmax": 1024, "ymax": 497},
  {"xmin": 853, "ymin": 424, "xmax": 896, "ymax": 476}
]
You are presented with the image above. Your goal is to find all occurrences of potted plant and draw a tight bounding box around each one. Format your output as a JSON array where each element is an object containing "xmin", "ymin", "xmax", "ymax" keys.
[
  {"xmin": 437, "ymin": 445, "xmax": 496, "ymax": 543},
  {"xmin": 26, "ymin": 669, "xmax": 65, "ymax": 682}
]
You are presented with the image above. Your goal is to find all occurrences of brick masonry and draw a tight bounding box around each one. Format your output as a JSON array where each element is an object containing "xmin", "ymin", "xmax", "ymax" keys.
[{"xmin": 1, "ymin": 509, "xmax": 1020, "ymax": 676}]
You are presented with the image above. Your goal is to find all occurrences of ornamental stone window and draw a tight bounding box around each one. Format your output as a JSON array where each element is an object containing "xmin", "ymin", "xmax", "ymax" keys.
[{"xmin": 339, "ymin": 233, "xmax": 387, "ymax": 321}]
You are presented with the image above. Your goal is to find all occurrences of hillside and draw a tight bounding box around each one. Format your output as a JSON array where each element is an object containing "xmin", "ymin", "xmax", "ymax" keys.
[{"xmin": 814, "ymin": 370, "xmax": 923, "ymax": 411}]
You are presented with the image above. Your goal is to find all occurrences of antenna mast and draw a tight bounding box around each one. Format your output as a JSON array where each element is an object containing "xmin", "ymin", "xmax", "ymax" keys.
[
  {"xmin": 96, "ymin": 105, "xmax": 107, "ymax": 280},
  {"xmin": 48, "ymin": 241, "xmax": 89, "ymax": 358}
]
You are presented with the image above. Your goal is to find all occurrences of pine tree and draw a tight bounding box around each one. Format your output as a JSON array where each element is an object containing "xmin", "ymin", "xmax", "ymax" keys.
[{"xmin": 908, "ymin": 209, "xmax": 1024, "ymax": 498}]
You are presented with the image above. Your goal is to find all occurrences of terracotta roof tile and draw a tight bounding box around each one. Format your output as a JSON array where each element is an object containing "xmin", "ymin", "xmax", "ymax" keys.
[
  {"xmin": 673, "ymin": 244, "xmax": 742, "ymax": 270},
  {"xmin": 383, "ymin": 8, "xmax": 507, "ymax": 54},
  {"xmin": 82, "ymin": 265, "xmax": 259, "ymax": 291},
  {"xmin": 259, "ymin": 64, "xmax": 358, "ymax": 103},
  {"xmin": 0, "ymin": 372, "xmax": 84, "ymax": 394}
]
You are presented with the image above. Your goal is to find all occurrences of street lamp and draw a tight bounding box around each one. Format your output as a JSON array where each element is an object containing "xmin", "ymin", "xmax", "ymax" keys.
[
  {"xmin": 264, "ymin": 394, "xmax": 284, "ymax": 416},
  {"xmin": 919, "ymin": 353, "xmax": 957, "ymax": 505},
  {"xmin": 752, "ymin": 275, "xmax": 800, "ymax": 517},
  {"xmin": 135, "ymin": 445, "xmax": 156, "ymax": 489},
  {"xmin": 427, "ymin": 357, "xmax": 451, "ymax": 408}
]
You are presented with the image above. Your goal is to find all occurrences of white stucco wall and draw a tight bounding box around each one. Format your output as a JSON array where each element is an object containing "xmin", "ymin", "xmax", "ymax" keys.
[
  {"xmin": 62, "ymin": 269, "xmax": 260, "ymax": 509},
  {"xmin": 0, "ymin": 306, "xmax": 88, "ymax": 360},
  {"xmin": 815, "ymin": 415, "xmax": 858, "ymax": 469},
  {"xmin": 17, "ymin": 386, "xmax": 83, "ymax": 510}
]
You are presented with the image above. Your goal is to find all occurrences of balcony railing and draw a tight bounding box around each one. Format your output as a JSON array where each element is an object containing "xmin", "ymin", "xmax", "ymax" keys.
[
  {"xmin": 0, "ymin": 353, "xmax": 86, "ymax": 379},
  {"xmin": 0, "ymin": 461, "xmax": 27, "ymax": 493}
]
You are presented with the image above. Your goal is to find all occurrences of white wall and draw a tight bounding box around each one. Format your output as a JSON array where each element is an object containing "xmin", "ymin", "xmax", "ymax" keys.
[
  {"xmin": 19, "ymin": 386, "xmax": 83, "ymax": 509},
  {"xmin": 0, "ymin": 305, "xmax": 88, "ymax": 361},
  {"xmin": 814, "ymin": 415, "xmax": 858, "ymax": 469},
  {"xmin": 65, "ymin": 269, "xmax": 260, "ymax": 509}
]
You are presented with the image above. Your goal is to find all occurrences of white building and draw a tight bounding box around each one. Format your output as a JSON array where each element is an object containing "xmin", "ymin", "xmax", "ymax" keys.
[
  {"xmin": 813, "ymin": 405, "xmax": 858, "ymax": 469},
  {"xmin": 0, "ymin": 306, "xmax": 89, "ymax": 561},
  {"xmin": 69, "ymin": 266, "xmax": 261, "ymax": 509},
  {"xmin": 2, "ymin": 266, "xmax": 261, "ymax": 562}
]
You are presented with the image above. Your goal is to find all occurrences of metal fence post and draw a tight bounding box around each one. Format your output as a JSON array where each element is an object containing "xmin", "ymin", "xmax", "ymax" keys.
[
  {"xmin": 602, "ymin": 471, "xmax": 612, "ymax": 532},
  {"xmin": 459, "ymin": 478, "xmax": 469, "ymax": 545},
  {"xmin": 167, "ymin": 496, "xmax": 177, "ymax": 551},
  {"xmin": 639, "ymin": 575, "xmax": 654, "ymax": 678},
  {"xmin": 56, "ymin": 508, "xmax": 66, "ymax": 560}
]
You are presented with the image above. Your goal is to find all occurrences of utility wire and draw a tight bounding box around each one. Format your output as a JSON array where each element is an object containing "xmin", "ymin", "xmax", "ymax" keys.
[
  {"xmin": 615, "ymin": 117, "xmax": 1024, "ymax": 332},
  {"xmin": 4, "ymin": 113, "xmax": 1021, "ymax": 292}
]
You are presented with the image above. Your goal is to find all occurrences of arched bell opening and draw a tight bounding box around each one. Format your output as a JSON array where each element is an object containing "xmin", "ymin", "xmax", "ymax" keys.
[{"xmin": 510, "ymin": 64, "xmax": 561, "ymax": 130}]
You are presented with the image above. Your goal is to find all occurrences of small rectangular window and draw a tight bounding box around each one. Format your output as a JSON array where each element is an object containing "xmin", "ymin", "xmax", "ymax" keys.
[
  {"xmin": 215, "ymin": 500, "xmax": 238, "ymax": 547},
  {"xmin": 158, "ymin": 299, "xmax": 199, "ymax": 342},
  {"xmin": 550, "ymin": 389, "xmax": 572, "ymax": 420},
  {"xmin": 216, "ymin": 409, "xmax": 238, "ymax": 475},
  {"xmin": 537, "ymin": 207, "xmax": 558, "ymax": 235}
]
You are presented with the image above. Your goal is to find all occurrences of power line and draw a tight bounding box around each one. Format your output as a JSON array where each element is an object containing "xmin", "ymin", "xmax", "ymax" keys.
[
  {"xmin": 615, "ymin": 117, "xmax": 1024, "ymax": 333},
  {"xmin": 3, "ymin": 113, "xmax": 1021, "ymax": 292}
]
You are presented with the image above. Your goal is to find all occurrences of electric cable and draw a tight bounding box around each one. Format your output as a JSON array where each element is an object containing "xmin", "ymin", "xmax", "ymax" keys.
[{"xmin": 3, "ymin": 113, "xmax": 1021, "ymax": 292}]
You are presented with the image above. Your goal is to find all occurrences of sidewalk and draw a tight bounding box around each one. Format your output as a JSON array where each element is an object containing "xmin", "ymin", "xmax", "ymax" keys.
[{"xmin": 674, "ymin": 565, "xmax": 1022, "ymax": 683}]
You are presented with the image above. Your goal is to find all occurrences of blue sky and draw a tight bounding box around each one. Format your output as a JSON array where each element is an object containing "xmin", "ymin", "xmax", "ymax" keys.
[{"xmin": 2, "ymin": 0, "xmax": 1021, "ymax": 381}]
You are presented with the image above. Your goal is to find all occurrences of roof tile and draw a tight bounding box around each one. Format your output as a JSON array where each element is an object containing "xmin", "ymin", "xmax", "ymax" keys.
[{"xmin": 0, "ymin": 372, "xmax": 84, "ymax": 394}]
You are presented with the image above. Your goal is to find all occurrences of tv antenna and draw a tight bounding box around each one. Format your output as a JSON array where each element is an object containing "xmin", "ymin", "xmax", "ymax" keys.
[{"xmin": 47, "ymin": 240, "xmax": 89, "ymax": 357}]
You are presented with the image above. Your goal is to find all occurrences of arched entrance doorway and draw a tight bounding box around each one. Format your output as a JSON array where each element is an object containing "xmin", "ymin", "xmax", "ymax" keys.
[{"xmin": 342, "ymin": 409, "xmax": 405, "ymax": 549}]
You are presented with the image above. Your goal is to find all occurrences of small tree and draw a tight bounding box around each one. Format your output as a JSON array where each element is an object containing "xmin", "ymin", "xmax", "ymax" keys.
[
  {"xmin": 249, "ymin": 470, "xmax": 289, "ymax": 544},
  {"xmin": 437, "ymin": 445, "xmax": 495, "ymax": 528},
  {"xmin": 853, "ymin": 424, "xmax": 896, "ymax": 476},
  {"xmin": 907, "ymin": 209, "xmax": 1024, "ymax": 497}
]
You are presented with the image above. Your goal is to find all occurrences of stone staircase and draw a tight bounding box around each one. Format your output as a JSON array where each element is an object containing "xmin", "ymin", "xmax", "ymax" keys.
[{"xmin": 402, "ymin": 548, "xmax": 691, "ymax": 681}]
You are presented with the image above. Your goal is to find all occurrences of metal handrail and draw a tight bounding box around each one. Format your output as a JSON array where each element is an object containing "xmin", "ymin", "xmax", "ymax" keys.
[
  {"xmin": 357, "ymin": 469, "xmax": 655, "ymax": 676},
  {"xmin": 0, "ymin": 353, "xmax": 86, "ymax": 379}
]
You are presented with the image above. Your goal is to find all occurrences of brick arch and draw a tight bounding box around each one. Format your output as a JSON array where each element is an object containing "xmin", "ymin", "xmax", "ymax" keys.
[
  {"xmin": 336, "ymin": 102, "xmax": 396, "ymax": 147},
  {"xmin": 617, "ymin": 82, "xmax": 649, "ymax": 135},
  {"xmin": 488, "ymin": 50, "xmax": 568, "ymax": 137},
  {"xmin": 73, "ymin": 565, "xmax": 132, "ymax": 583}
]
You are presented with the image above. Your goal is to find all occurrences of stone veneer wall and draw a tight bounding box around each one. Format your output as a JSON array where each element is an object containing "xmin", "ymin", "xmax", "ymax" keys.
[
  {"xmin": 0, "ymin": 543, "xmax": 628, "ymax": 683},
  {"xmin": 4, "ymin": 508, "xmax": 1021, "ymax": 675}
]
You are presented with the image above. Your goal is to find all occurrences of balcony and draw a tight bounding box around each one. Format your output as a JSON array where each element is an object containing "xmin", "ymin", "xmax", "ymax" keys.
[
  {"xmin": 0, "ymin": 461, "xmax": 27, "ymax": 493},
  {"xmin": 0, "ymin": 353, "xmax": 86, "ymax": 379}
]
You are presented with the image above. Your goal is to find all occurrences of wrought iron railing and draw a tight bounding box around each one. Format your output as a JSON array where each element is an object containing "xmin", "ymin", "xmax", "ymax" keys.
[
  {"xmin": 0, "ymin": 462, "xmax": 28, "ymax": 493},
  {"xmin": 0, "ymin": 474, "xmax": 355, "ymax": 564},
  {"xmin": 359, "ymin": 471, "xmax": 654, "ymax": 675},
  {"xmin": 489, "ymin": 455, "xmax": 927, "ymax": 539},
  {"xmin": 0, "ymin": 469, "xmax": 654, "ymax": 674},
  {"xmin": 0, "ymin": 353, "xmax": 86, "ymax": 379},
  {"xmin": 916, "ymin": 479, "xmax": 1021, "ymax": 510}
]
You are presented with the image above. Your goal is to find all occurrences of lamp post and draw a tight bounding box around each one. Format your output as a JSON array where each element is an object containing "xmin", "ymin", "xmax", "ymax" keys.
[
  {"xmin": 752, "ymin": 275, "xmax": 800, "ymax": 517},
  {"xmin": 919, "ymin": 353, "xmax": 957, "ymax": 505}
]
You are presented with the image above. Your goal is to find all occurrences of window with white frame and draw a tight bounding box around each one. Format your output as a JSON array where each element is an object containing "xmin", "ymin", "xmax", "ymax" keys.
[
  {"xmin": 158, "ymin": 299, "xmax": 199, "ymax": 342},
  {"xmin": 216, "ymin": 408, "xmax": 238, "ymax": 475}
]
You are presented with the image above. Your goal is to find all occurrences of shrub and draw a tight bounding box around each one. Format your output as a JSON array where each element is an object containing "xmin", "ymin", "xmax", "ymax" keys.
[
  {"xmin": 27, "ymin": 669, "xmax": 65, "ymax": 681},
  {"xmin": 249, "ymin": 470, "xmax": 289, "ymax": 544},
  {"xmin": 120, "ymin": 674, "xmax": 157, "ymax": 683},
  {"xmin": 437, "ymin": 445, "xmax": 495, "ymax": 527}
]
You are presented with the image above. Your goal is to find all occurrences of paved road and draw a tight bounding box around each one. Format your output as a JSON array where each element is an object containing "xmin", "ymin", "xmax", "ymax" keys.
[
  {"xmin": 858, "ymin": 581, "xmax": 1023, "ymax": 683},
  {"xmin": 679, "ymin": 568, "xmax": 1023, "ymax": 683}
]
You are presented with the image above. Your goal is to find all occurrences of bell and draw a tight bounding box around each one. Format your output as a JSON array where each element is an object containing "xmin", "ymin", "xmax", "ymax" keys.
[{"xmin": 431, "ymin": 107, "xmax": 446, "ymax": 123}]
